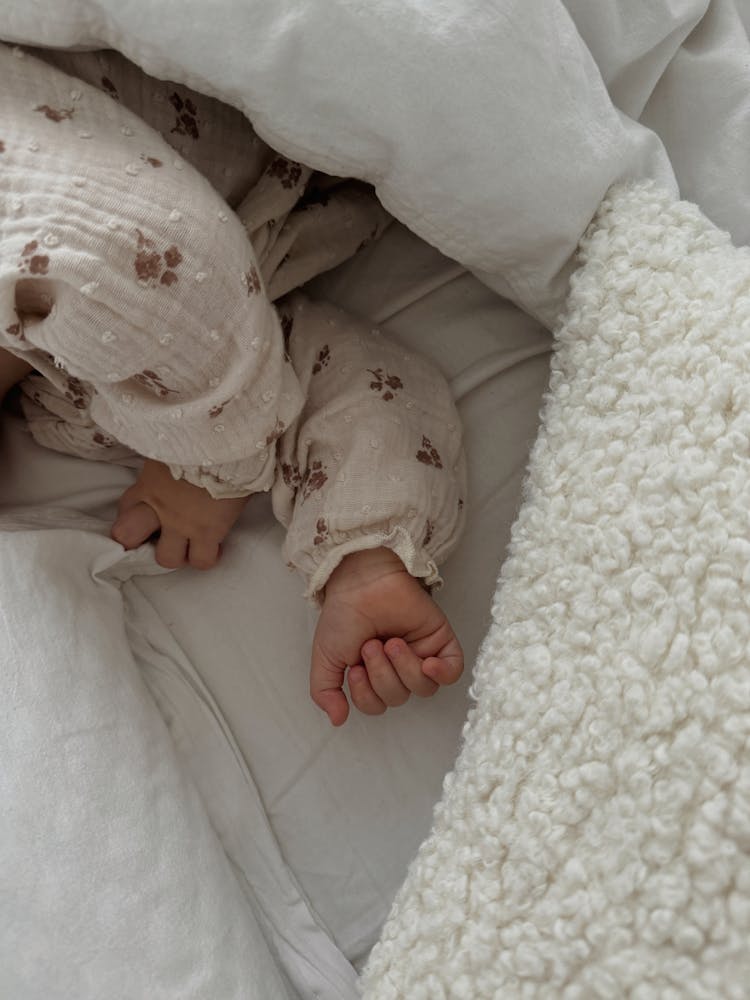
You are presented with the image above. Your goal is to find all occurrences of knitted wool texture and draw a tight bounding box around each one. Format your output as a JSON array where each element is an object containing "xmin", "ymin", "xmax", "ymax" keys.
[{"xmin": 361, "ymin": 183, "xmax": 750, "ymax": 999}]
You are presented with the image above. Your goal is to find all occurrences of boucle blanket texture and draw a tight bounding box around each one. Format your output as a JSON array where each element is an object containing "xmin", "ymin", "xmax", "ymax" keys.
[{"xmin": 361, "ymin": 183, "xmax": 750, "ymax": 999}]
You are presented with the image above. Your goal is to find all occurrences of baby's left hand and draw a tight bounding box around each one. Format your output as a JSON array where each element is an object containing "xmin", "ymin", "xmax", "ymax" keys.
[
  {"xmin": 111, "ymin": 458, "xmax": 249, "ymax": 570},
  {"xmin": 311, "ymin": 547, "xmax": 464, "ymax": 726}
]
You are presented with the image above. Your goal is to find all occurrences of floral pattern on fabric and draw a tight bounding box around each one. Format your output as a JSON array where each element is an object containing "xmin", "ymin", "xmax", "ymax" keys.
[
  {"xmin": 92, "ymin": 430, "xmax": 117, "ymax": 447},
  {"xmin": 300, "ymin": 459, "xmax": 328, "ymax": 501},
  {"xmin": 266, "ymin": 156, "xmax": 303, "ymax": 190},
  {"xmin": 416, "ymin": 435, "xmax": 443, "ymax": 469},
  {"xmin": 312, "ymin": 345, "xmax": 330, "ymax": 375},
  {"xmin": 265, "ymin": 417, "xmax": 285, "ymax": 446},
  {"xmin": 209, "ymin": 399, "xmax": 232, "ymax": 418},
  {"xmin": 313, "ymin": 517, "xmax": 329, "ymax": 546},
  {"xmin": 18, "ymin": 240, "xmax": 49, "ymax": 275},
  {"xmin": 243, "ymin": 265, "xmax": 262, "ymax": 296},
  {"xmin": 368, "ymin": 367, "xmax": 403, "ymax": 401},
  {"xmin": 64, "ymin": 376, "xmax": 88, "ymax": 411},
  {"xmin": 134, "ymin": 230, "xmax": 183, "ymax": 286},
  {"xmin": 133, "ymin": 369, "xmax": 178, "ymax": 398},
  {"xmin": 0, "ymin": 47, "xmax": 464, "ymax": 586},
  {"xmin": 34, "ymin": 104, "xmax": 74, "ymax": 123},
  {"xmin": 169, "ymin": 91, "xmax": 200, "ymax": 139},
  {"xmin": 281, "ymin": 462, "xmax": 302, "ymax": 493}
]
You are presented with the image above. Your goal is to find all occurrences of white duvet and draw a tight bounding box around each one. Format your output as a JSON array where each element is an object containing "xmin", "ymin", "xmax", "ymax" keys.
[
  {"xmin": 4, "ymin": 2, "xmax": 750, "ymax": 997},
  {"xmin": 8, "ymin": 0, "xmax": 750, "ymax": 325}
]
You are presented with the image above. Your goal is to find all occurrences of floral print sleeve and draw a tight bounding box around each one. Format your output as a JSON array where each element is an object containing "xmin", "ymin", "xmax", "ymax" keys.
[
  {"xmin": 272, "ymin": 294, "xmax": 467, "ymax": 601},
  {"xmin": 0, "ymin": 43, "xmax": 303, "ymax": 498},
  {"xmin": 0, "ymin": 41, "xmax": 463, "ymax": 577}
]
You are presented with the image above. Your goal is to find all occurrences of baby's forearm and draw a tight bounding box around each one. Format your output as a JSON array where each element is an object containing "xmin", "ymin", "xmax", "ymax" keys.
[{"xmin": 0, "ymin": 347, "xmax": 32, "ymax": 401}]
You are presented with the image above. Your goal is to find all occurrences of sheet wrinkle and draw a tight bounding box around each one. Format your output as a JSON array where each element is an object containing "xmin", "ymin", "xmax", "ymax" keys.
[
  {"xmin": 563, "ymin": 0, "xmax": 710, "ymax": 114},
  {"xmin": 682, "ymin": 0, "xmax": 742, "ymax": 52},
  {"xmin": 369, "ymin": 264, "xmax": 466, "ymax": 327},
  {"xmin": 449, "ymin": 345, "xmax": 553, "ymax": 403},
  {"xmin": 264, "ymin": 732, "xmax": 338, "ymax": 811},
  {"xmin": 123, "ymin": 580, "xmax": 361, "ymax": 1000}
]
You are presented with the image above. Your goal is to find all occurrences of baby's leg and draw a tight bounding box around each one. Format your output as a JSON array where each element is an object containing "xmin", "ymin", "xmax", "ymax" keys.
[
  {"xmin": 0, "ymin": 346, "xmax": 32, "ymax": 402},
  {"xmin": 271, "ymin": 292, "xmax": 466, "ymax": 600}
]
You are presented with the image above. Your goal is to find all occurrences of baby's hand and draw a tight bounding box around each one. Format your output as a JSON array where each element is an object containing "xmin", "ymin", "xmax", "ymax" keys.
[
  {"xmin": 111, "ymin": 458, "xmax": 249, "ymax": 570},
  {"xmin": 311, "ymin": 547, "xmax": 464, "ymax": 726}
]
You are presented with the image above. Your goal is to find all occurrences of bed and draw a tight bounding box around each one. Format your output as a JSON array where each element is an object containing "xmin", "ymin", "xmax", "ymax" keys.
[{"xmin": 2, "ymin": 3, "xmax": 750, "ymax": 998}]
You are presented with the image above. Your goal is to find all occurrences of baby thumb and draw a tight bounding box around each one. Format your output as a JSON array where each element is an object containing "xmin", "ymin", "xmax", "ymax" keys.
[{"xmin": 309, "ymin": 649, "xmax": 350, "ymax": 727}]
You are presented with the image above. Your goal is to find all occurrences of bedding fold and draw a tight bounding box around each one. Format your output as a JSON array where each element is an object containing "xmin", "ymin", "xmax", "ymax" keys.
[
  {"xmin": 5, "ymin": 3, "xmax": 750, "ymax": 323},
  {"xmin": 1, "ymin": 0, "xmax": 684, "ymax": 325}
]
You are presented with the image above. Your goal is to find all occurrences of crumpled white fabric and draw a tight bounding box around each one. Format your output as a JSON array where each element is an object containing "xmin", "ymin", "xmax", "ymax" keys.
[
  {"xmin": 5, "ymin": 1, "xmax": 750, "ymax": 322},
  {"xmin": 0, "ymin": 522, "xmax": 303, "ymax": 1000}
]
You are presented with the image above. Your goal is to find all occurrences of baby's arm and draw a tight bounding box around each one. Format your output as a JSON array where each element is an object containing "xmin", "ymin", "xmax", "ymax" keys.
[{"xmin": 271, "ymin": 294, "xmax": 467, "ymax": 724}]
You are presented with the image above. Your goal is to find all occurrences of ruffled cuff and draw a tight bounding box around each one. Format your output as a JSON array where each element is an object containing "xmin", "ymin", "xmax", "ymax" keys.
[
  {"xmin": 168, "ymin": 453, "xmax": 276, "ymax": 500},
  {"xmin": 294, "ymin": 523, "xmax": 446, "ymax": 604}
]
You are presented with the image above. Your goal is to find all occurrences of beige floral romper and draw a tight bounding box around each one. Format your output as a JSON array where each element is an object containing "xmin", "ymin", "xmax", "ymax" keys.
[{"xmin": 0, "ymin": 43, "xmax": 466, "ymax": 598}]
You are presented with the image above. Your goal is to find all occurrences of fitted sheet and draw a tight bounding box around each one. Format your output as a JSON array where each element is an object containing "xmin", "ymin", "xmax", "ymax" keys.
[{"xmin": 0, "ymin": 220, "xmax": 551, "ymax": 971}]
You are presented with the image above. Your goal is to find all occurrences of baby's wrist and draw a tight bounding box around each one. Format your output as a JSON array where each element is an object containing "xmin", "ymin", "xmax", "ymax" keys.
[{"xmin": 324, "ymin": 546, "xmax": 407, "ymax": 599}]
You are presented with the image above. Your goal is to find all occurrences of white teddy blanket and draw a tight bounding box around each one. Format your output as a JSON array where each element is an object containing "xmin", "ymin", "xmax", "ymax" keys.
[{"xmin": 362, "ymin": 185, "xmax": 750, "ymax": 998}]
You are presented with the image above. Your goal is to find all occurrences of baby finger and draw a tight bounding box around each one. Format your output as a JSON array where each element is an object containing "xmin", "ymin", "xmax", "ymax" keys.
[
  {"xmin": 111, "ymin": 500, "xmax": 160, "ymax": 549},
  {"xmin": 187, "ymin": 536, "xmax": 221, "ymax": 571},
  {"xmin": 348, "ymin": 665, "xmax": 387, "ymax": 716},
  {"xmin": 383, "ymin": 638, "xmax": 439, "ymax": 698},
  {"xmin": 155, "ymin": 527, "xmax": 188, "ymax": 569},
  {"xmin": 361, "ymin": 640, "xmax": 410, "ymax": 707},
  {"xmin": 422, "ymin": 651, "xmax": 464, "ymax": 686}
]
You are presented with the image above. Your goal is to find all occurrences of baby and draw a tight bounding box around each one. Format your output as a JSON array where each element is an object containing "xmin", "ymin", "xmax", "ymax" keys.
[{"xmin": 0, "ymin": 44, "xmax": 467, "ymax": 725}]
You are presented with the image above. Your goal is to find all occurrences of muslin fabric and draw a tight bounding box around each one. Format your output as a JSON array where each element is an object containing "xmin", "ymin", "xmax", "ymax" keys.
[{"xmin": 0, "ymin": 44, "xmax": 465, "ymax": 594}]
